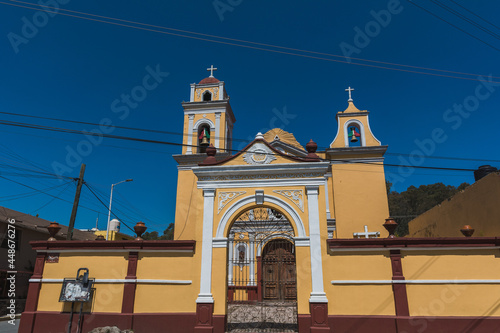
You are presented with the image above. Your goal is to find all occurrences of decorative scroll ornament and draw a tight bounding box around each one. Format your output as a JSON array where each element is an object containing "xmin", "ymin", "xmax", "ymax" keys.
[
  {"xmin": 218, "ymin": 191, "xmax": 246, "ymax": 213},
  {"xmin": 273, "ymin": 190, "xmax": 304, "ymax": 212},
  {"xmin": 243, "ymin": 143, "xmax": 276, "ymax": 165}
]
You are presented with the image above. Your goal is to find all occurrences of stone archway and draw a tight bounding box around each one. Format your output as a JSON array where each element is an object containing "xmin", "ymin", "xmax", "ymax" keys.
[{"xmin": 226, "ymin": 206, "xmax": 298, "ymax": 332}]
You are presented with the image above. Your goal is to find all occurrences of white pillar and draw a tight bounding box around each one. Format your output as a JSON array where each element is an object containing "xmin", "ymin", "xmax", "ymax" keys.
[
  {"xmin": 218, "ymin": 82, "xmax": 224, "ymax": 100},
  {"xmin": 186, "ymin": 114, "xmax": 195, "ymax": 154},
  {"xmin": 228, "ymin": 235, "xmax": 234, "ymax": 286},
  {"xmin": 248, "ymin": 233, "xmax": 255, "ymax": 286},
  {"xmin": 306, "ymin": 185, "xmax": 328, "ymax": 303},
  {"xmin": 324, "ymin": 174, "xmax": 331, "ymax": 219},
  {"xmin": 190, "ymin": 84, "xmax": 195, "ymax": 102},
  {"xmin": 196, "ymin": 189, "xmax": 215, "ymax": 303},
  {"xmin": 215, "ymin": 112, "xmax": 221, "ymax": 150}
]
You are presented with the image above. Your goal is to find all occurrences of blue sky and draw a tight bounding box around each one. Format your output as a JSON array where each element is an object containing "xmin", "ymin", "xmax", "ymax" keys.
[{"xmin": 0, "ymin": 1, "xmax": 499, "ymax": 235}]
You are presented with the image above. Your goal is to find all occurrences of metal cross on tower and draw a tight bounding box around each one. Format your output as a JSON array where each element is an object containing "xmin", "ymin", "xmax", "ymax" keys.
[
  {"xmin": 207, "ymin": 65, "xmax": 218, "ymax": 78},
  {"xmin": 345, "ymin": 86, "xmax": 354, "ymax": 102}
]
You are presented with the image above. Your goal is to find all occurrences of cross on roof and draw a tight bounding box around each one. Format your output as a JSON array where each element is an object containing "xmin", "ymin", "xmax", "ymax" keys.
[
  {"xmin": 345, "ymin": 86, "xmax": 354, "ymax": 102},
  {"xmin": 353, "ymin": 225, "xmax": 380, "ymax": 239},
  {"xmin": 207, "ymin": 65, "xmax": 218, "ymax": 78}
]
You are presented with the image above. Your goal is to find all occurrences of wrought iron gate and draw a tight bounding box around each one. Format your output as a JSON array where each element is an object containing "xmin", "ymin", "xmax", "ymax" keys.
[{"xmin": 226, "ymin": 207, "xmax": 298, "ymax": 332}]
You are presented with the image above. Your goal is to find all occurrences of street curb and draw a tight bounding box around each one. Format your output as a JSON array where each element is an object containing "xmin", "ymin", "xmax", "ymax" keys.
[{"xmin": 0, "ymin": 313, "xmax": 21, "ymax": 322}]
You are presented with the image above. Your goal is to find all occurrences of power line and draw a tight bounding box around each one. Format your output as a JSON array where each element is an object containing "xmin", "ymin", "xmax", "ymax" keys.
[
  {"xmin": 406, "ymin": 0, "xmax": 500, "ymax": 52},
  {"xmin": 0, "ymin": 175, "xmax": 101, "ymax": 213},
  {"xmin": 430, "ymin": 0, "xmax": 500, "ymax": 40},
  {"xmin": 5, "ymin": 0, "xmax": 499, "ymax": 80},
  {"xmin": 449, "ymin": 0, "xmax": 500, "ymax": 32},
  {"xmin": 3, "ymin": 111, "xmax": 498, "ymax": 164},
  {"xmin": 1, "ymin": 0, "xmax": 499, "ymax": 83},
  {"xmin": 83, "ymin": 182, "xmax": 135, "ymax": 233},
  {"xmin": 0, "ymin": 117, "xmax": 479, "ymax": 172}
]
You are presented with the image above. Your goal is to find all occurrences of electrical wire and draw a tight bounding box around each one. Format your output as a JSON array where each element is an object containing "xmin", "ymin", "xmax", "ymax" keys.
[
  {"xmin": 83, "ymin": 182, "xmax": 135, "ymax": 233},
  {"xmin": 1, "ymin": 0, "xmax": 499, "ymax": 83},
  {"xmin": 0, "ymin": 118, "xmax": 481, "ymax": 172},
  {"xmin": 4, "ymin": 0, "xmax": 499, "ymax": 80},
  {"xmin": 0, "ymin": 175, "xmax": 101, "ymax": 213},
  {"xmin": 406, "ymin": 0, "xmax": 500, "ymax": 52},
  {"xmin": 449, "ymin": 0, "xmax": 500, "ymax": 31},
  {"xmin": 430, "ymin": 0, "xmax": 500, "ymax": 40},
  {"xmin": 2, "ymin": 110, "xmax": 499, "ymax": 164}
]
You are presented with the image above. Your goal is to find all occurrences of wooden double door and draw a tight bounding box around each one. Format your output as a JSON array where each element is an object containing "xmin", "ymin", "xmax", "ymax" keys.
[{"xmin": 262, "ymin": 239, "xmax": 297, "ymax": 301}]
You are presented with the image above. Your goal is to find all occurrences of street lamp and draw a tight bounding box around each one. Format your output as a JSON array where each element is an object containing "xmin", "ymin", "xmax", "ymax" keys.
[{"xmin": 106, "ymin": 179, "xmax": 133, "ymax": 240}]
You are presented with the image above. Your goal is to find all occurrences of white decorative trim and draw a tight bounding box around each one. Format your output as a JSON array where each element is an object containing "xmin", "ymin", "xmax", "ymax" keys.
[
  {"xmin": 197, "ymin": 189, "xmax": 215, "ymax": 303},
  {"xmin": 256, "ymin": 234, "xmax": 295, "ymax": 256},
  {"xmin": 190, "ymin": 84, "xmax": 195, "ymax": 102},
  {"xmin": 307, "ymin": 185, "xmax": 328, "ymax": 303},
  {"xmin": 215, "ymin": 112, "xmax": 221, "ymax": 149},
  {"xmin": 273, "ymin": 190, "xmax": 304, "ymax": 212},
  {"xmin": 294, "ymin": 237, "xmax": 310, "ymax": 247},
  {"xmin": 41, "ymin": 249, "xmax": 194, "ymax": 254},
  {"xmin": 331, "ymin": 280, "xmax": 500, "ymax": 285},
  {"xmin": 198, "ymin": 178, "xmax": 326, "ymax": 189},
  {"xmin": 216, "ymin": 195, "xmax": 307, "ymax": 239},
  {"xmin": 366, "ymin": 114, "xmax": 382, "ymax": 145},
  {"xmin": 29, "ymin": 278, "xmax": 192, "ymax": 284},
  {"xmin": 212, "ymin": 237, "xmax": 228, "ymax": 248},
  {"xmin": 243, "ymin": 142, "xmax": 277, "ymax": 165},
  {"xmin": 218, "ymin": 191, "xmax": 246, "ymax": 213},
  {"xmin": 218, "ymin": 82, "xmax": 224, "ymax": 100},
  {"xmin": 343, "ymin": 119, "xmax": 366, "ymax": 147},
  {"xmin": 186, "ymin": 114, "xmax": 195, "ymax": 154},
  {"xmin": 255, "ymin": 190, "xmax": 264, "ymax": 205},
  {"xmin": 328, "ymin": 246, "xmax": 500, "ymax": 253},
  {"xmin": 193, "ymin": 118, "xmax": 215, "ymax": 132},
  {"xmin": 324, "ymin": 176, "xmax": 331, "ymax": 219}
]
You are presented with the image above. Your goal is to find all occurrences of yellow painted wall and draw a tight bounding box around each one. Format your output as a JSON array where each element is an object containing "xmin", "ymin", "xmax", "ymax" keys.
[
  {"xmin": 325, "ymin": 252, "xmax": 395, "ymax": 315},
  {"xmin": 135, "ymin": 252, "xmax": 199, "ymax": 313},
  {"xmin": 404, "ymin": 249, "xmax": 500, "ymax": 316},
  {"xmin": 38, "ymin": 253, "xmax": 128, "ymax": 312},
  {"xmin": 408, "ymin": 172, "xmax": 500, "ymax": 237},
  {"xmin": 43, "ymin": 253, "xmax": 128, "ymax": 279},
  {"xmin": 194, "ymin": 86, "xmax": 220, "ymax": 102},
  {"xmin": 37, "ymin": 282, "xmax": 124, "ymax": 313},
  {"xmin": 331, "ymin": 162, "xmax": 390, "ymax": 238},
  {"xmin": 173, "ymin": 170, "xmax": 203, "ymax": 241}
]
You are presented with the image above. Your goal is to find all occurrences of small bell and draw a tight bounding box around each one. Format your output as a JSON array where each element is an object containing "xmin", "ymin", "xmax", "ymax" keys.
[
  {"xmin": 349, "ymin": 128, "xmax": 359, "ymax": 143},
  {"xmin": 201, "ymin": 135, "xmax": 209, "ymax": 145}
]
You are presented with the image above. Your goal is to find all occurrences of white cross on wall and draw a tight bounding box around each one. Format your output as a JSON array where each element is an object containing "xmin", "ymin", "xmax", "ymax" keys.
[
  {"xmin": 345, "ymin": 86, "xmax": 354, "ymax": 102},
  {"xmin": 207, "ymin": 65, "xmax": 218, "ymax": 78},
  {"xmin": 353, "ymin": 225, "xmax": 380, "ymax": 239}
]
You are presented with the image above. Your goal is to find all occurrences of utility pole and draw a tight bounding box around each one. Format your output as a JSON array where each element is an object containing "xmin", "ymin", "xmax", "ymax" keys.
[{"xmin": 67, "ymin": 164, "xmax": 86, "ymax": 240}]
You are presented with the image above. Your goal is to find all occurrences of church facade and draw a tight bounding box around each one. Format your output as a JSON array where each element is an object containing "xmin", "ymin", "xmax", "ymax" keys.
[{"xmin": 18, "ymin": 69, "xmax": 500, "ymax": 333}]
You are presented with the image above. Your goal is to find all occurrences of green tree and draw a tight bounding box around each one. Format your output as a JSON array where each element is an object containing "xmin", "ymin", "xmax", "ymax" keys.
[
  {"xmin": 386, "ymin": 182, "xmax": 469, "ymax": 236},
  {"xmin": 142, "ymin": 223, "xmax": 175, "ymax": 240}
]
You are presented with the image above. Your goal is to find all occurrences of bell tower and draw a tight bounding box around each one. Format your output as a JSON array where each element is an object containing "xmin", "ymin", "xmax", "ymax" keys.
[
  {"xmin": 330, "ymin": 86, "xmax": 382, "ymax": 149},
  {"xmin": 181, "ymin": 65, "xmax": 236, "ymax": 155}
]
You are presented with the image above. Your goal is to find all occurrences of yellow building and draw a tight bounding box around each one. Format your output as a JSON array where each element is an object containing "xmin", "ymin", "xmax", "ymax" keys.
[
  {"xmin": 408, "ymin": 171, "xmax": 500, "ymax": 237},
  {"xmin": 19, "ymin": 69, "xmax": 500, "ymax": 333}
]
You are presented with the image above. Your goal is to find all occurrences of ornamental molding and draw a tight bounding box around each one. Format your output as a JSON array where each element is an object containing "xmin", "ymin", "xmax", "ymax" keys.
[
  {"xmin": 273, "ymin": 189, "xmax": 304, "ymax": 212},
  {"xmin": 243, "ymin": 143, "xmax": 276, "ymax": 165},
  {"xmin": 218, "ymin": 191, "xmax": 246, "ymax": 214},
  {"xmin": 198, "ymin": 172, "xmax": 324, "ymax": 182}
]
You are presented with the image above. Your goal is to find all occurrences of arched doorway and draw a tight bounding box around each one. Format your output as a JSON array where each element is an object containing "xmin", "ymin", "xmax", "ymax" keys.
[{"xmin": 226, "ymin": 207, "xmax": 298, "ymax": 332}]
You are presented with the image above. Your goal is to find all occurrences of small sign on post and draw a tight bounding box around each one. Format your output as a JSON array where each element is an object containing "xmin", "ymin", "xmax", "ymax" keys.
[{"xmin": 59, "ymin": 268, "xmax": 94, "ymax": 333}]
